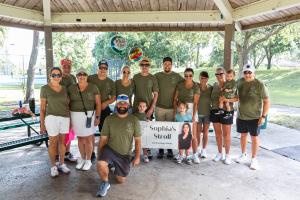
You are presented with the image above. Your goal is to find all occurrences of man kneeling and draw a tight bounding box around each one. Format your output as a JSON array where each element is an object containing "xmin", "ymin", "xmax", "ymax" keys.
[{"xmin": 96, "ymin": 94, "xmax": 141, "ymax": 197}]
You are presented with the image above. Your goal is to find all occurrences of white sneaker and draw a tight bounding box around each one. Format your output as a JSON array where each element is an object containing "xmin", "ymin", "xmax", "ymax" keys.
[
  {"xmin": 200, "ymin": 149, "xmax": 208, "ymax": 158},
  {"xmin": 213, "ymin": 153, "xmax": 223, "ymax": 162},
  {"xmin": 50, "ymin": 166, "xmax": 59, "ymax": 177},
  {"xmin": 82, "ymin": 160, "xmax": 92, "ymax": 171},
  {"xmin": 250, "ymin": 158, "xmax": 259, "ymax": 170},
  {"xmin": 76, "ymin": 158, "xmax": 86, "ymax": 170},
  {"xmin": 235, "ymin": 153, "xmax": 247, "ymax": 163},
  {"xmin": 224, "ymin": 154, "xmax": 232, "ymax": 165},
  {"xmin": 193, "ymin": 153, "xmax": 200, "ymax": 164},
  {"xmin": 58, "ymin": 163, "xmax": 70, "ymax": 174}
]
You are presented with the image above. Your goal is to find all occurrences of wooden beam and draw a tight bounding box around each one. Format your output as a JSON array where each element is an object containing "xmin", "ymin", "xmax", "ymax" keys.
[
  {"xmin": 0, "ymin": 3, "xmax": 43, "ymax": 23},
  {"xmin": 0, "ymin": 20, "xmax": 43, "ymax": 31},
  {"xmin": 242, "ymin": 13, "xmax": 300, "ymax": 30},
  {"xmin": 42, "ymin": 0, "xmax": 51, "ymax": 25},
  {"xmin": 51, "ymin": 11, "xmax": 223, "ymax": 24},
  {"xmin": 52, "ymin": 26, "xmax": 225, "ymax": 32},
  {"xmin": 234, "ymin": 0, "xmax": 300, "ymax": 21},
  {"xmin": 224, "ymin": 23, "xmax": 235, "ymax": 70},
  {"xmin": 213, "ymin": 0, "xmax": 233, "ymax": 23}
]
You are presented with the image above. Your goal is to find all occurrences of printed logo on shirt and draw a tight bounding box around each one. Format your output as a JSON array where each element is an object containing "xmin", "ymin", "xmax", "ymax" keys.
[{"xmin": 126, "ymin": 122, "xmax": 134, "ymax": 133}]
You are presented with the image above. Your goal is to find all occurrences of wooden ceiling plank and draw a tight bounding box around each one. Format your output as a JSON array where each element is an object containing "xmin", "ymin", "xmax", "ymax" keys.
[
  {"xmin": 140, "ymin": 0, "xmax": 151, "ymax": 11},
  {"xmin": 178, "ymin": 0, "xmax": 187, "ymax": 11},
  {"xmin": 158, "ymin": 0, "xmax": 168, "ymax": 11},
  {"xmin": 112, "ymin": 0, "xmax": 125, "ymax": 11},
  {"xmin": 25, "ymin": 0, "xmax": 41, "ymax": 10},
  {"xmin": 205, "ymin": 0, "xmax": 215, "ymax": 10},
  {"xmin": 149, "ymin": 0, "xmax": 160, "ymax": 11},
  {"xmin": 196, "ymin": 0, "xmax": 206, "ymax": 10},
  {"xmin": 51, "ymin": 0, "xmax": 62, "ymax": 12},
  {"xmin": 187, "ymin": 0, "xmax": 197, "ymax": 11},
  {"xmin": 76, "ymin": 0, "xmax": 93, "ymax": 12},
  {"xmin": 121, "ymin": 0, "xmax": 134, "ymax": 11},
  {"xmin": 103, "ymin": 0, "xmax": 117, "ymax": 12},
  {"xmin": 130, "ymin": 0, "xmax": 143, "ymax": 11},
  {"xmin": 168, "ymin": 0, "xmax": 177, "ymax": 11},
  {"xmin": 14, "ymin": 0, "xmax": 30, "ymax": 7},
  {"xmin": 88, "ymin": 0, "xmax": 102, "ymax": 12}
]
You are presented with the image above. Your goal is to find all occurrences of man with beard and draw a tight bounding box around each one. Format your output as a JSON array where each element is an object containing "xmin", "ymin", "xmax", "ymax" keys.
[
  {"xmin": 96, "ymin": 94, "xmax": 141, "ymax": 197},
  {"xmin": 155, "ymin": 57, "xmax": 183, "ymax": 158}
]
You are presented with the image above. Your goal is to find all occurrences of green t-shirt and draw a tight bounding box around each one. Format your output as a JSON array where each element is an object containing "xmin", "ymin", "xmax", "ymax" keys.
[
  {"xmin": 133, "ymin": 73, "xmax": 159, "ymax": 110},
  {"xmin": 115, "ymin": 79, "xmax": 134, "ymax": 106},
  {"xmin": 198, "ymin": 84, "xmax": 213, "ymax": 116},
  {"xmin": 223, "ymin": 79, "xmax": 237, "ymax": 99},
  {"xmin": 101, "ymin": 114, "xmax": 141, "ymax": 155},
  {"xmin": 176, "ymin": 81, "xmax": 200, "ymax": 103},
  {"xmin": 40, "ymin": 85, "xmax": 69, "ymax": 117},
  {"xmin": 68, "ymin": 83, "xmax": 100, "ymax": 112},
  {"xmin": 155, "ymin": 71, "xmax": 184, "ymax": 109},
  {"xmin": 60, "ymin": 74, "xmax": 76, "ymax": 88},
  {"xmin": 211, "ymin": 82, "xmax": 233, "ymax": 110},
  {"xmin": 87, "ymin": 74, "xmax": 116, "ymax": 102},
  {"xmin": 133, "ymin": 112, "xmax": 147, "ymax": 121},
  {"xmin": 237, "ymin": 78, "xmax": 269, "ymax": 120}
]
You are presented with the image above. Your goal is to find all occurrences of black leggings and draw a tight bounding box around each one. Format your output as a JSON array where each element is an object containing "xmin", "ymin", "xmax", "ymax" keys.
[{"xmin": 98, "ymin": 106, "xmax": 112, "ymax": 133}]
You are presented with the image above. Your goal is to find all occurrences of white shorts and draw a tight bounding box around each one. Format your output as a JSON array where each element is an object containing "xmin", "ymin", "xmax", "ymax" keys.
[
  {"xmin": 187, "ymin": 103, "xmax": 198, "ymax": 122},
  {"xmin": 45, "ymin": 115, "xmax": 70, "ymax": 136},
  {"xmin": 71, "ymin": 111, "xmax": 96, "ymax": 137}
]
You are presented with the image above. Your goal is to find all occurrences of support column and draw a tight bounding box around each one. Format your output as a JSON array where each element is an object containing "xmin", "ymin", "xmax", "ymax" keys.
[
  {"xmin": 44, "ymin": 26, "xmax": 53, "ymax": 82},
  {"xmin": 224, "ymin": 23, "xmax": 235, "ymax": 71}
]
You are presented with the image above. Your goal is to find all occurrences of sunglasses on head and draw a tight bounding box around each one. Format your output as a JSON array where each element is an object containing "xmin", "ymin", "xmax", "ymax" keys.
[
  {"xmin": 117, "ymin": 95, "xmax": 129, "ymax": 101},
  {"xmin": 215, "ymin": 73, "xmax": 224, "ymax": 76},
  {"xmin": 99, "ymin": 67, "xmax": 108, "ymax": 70},
  {"xmin": 184, "ymin": 74, "xmax": 193, "ymax": 78},
  {"xmin": 140, "ymin": 64, "xmax": 150, "ymax": 67},
  {"xmin": 51, "ymin": 73, "xmax": 62, "ymax": 78},
  {"xmin": 243, "ymin": 71, "xmax": 253, "ymax": 75},
  {"xmin": 77, "ymin": 73, "xmax": 87, "ymax": 77},
  {"xmin": 123, "ymin": 71, "xmax": 130, "ymax": 74}
]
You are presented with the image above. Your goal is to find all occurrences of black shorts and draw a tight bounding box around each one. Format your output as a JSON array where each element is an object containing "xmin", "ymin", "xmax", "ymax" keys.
[
  {"xmin": 209, "ymin": 109, "xmax": 234, "ymax": 125},
  {"xmin": 98, "ymin": 106, "xmax": 112, "ymax": 132},
  {"xmin": 98, "ymin": 145, "xmax": 131, "ymax": 177},
  {"xmin": 236, "ymin": 118, "xmax": 261, "ymax": 136}
]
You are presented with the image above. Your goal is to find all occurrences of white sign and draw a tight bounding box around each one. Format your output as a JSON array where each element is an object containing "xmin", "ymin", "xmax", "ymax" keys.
[{"xmin": 140, "ymin": 121, "xmax": 193, "ymax": 149}]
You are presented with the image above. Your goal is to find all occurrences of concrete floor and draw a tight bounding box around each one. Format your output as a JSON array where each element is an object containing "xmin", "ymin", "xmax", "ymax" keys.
[{"xmin": 1, "ymin": 133, "xmax": 300, "ymax": 200}]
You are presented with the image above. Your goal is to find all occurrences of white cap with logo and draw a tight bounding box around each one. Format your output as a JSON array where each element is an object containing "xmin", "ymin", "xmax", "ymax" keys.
[
  {"xmin": 242, "ymin": 63, "xmax": 255, "ymax": 73},
  {"xmin": 116, "ymin": 94, "xmax": 130, "ymax": 104}
]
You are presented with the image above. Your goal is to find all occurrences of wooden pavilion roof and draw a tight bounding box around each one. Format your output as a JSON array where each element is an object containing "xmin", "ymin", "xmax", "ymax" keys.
[{"xmin": 0, "ymin": 0, "xmax": 299, "ymax": 32}]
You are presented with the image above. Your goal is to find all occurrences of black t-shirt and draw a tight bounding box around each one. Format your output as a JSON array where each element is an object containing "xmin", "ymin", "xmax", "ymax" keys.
[{"xmin": 178, "ymin": 133, "xmax": 192, "ymax": 150}]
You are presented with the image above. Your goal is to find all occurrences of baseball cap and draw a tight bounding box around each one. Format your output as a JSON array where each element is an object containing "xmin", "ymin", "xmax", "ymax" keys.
[
  {"xmin": 98, "ymin": 60, "xmax": 108, "ymax": 67},
  {"xmin": 116, "ymin": 94, "xmax": 129, "ymax": 104},
  {"xmin": 76, "ymin": 68, "xmax": 88, "ymax": 75},
  {"xmin": 61, "ymin": 58, "xmax": 72, "ymax": 66},
  {"xmin": 243, "ymin": 64, "xmax": 255, "ymax": 73},
  {"xmin": 163, "ymin": 57, "xmax": 172, "ymax": 63},
  {"xmin": 140, "ymin": 57, "xmax": 150, "ymax": 64}
]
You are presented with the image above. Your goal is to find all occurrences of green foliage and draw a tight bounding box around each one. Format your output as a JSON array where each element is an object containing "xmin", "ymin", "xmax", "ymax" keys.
[{"xmin": 52, "ymin": 32, "xmax": 92, "ymax": 72}]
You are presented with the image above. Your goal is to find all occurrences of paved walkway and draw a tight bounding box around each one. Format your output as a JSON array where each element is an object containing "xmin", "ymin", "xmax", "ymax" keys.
[{"xmin": 1, "ymin": 122, "xmax": 300, "ymax": 200}]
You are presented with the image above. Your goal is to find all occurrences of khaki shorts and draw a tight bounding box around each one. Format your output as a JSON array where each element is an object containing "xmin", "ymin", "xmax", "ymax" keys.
[{"xmin": 155, "ymin": 107, "xmax": 174, "ymax": 121}]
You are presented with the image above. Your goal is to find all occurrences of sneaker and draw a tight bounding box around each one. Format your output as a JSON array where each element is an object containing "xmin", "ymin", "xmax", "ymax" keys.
[
  {"xmin": 91, "ymin": 152, "xmax": 96, "ymax": 161},
  {"xmin": 193, "ymin": 153, "xmax": 200, "ymax": 164},
  {"xmin": 213, "ymin": 153, "xmax": 223, "ymax": 162},
  {"xmin": 96, "ymin": 181, "xmax": 111, "ymax": 197},
  {"xmin": 64, "ymin": 152, "xmax": 77, "ymax": 162},
  {"xmin": 173, "ymin": 153, "xmax": 180, "ymax": 160},
  {"xmin": 176, "ymin": 155, "xmax": 184, "ymax": 164},
  {"xmin": 82, "ymin": 160, "xmax": 92, "ymax": 171},
  {"xmin": 235, "ymin": 153, "xmax": 247, "ymax": 163},
  {"xmin": 143, "ymin": 155, "xmax": 149, "ymax": 163},
  {"xmin": 58, "ymin": 163, "xmax": 71, "ymax": 174},
  {"xmin": 50, "ymin": 166, "xmax": 59, "ymax": 177},
  {"xmin": 167, "ymin": 149, "xmax": 174, "ymax": 159},
  {"xmin": 250, "ymin": 158, "xmax": 259, "ymax": 170},
  {"xmin": 157, "ymin": 149, "xmax": 164, "ymax": 159},
  {"xmin": 76, "ymin": 158, "xmax": 86, "ymax": 170},
  {"xmin": 200, "ymin": 149, "xmax": 208, "ymax": 158},
  {"xmin": 186, "ymin": 156, "xmax": 192, "ymax": 165},
  {"xmin": 147, "ymin": 149, "xmax": 153, "ymax": 159},
  {"xmin": 224, "ymin": 154, "xmax": 232, "ymax": 165}
]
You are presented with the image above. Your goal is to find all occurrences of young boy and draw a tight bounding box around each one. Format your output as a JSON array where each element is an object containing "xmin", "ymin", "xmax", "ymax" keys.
[
  {"xmin": 175, "ymin": 102, "xmax": 192, "ymax": 123},
  {"xmin": 133, "ymin": 101, "xmax": 151, "ymax": 163},
  {"xmin": 218, "ymin": 69, "xmax": 236, "ymax": 118}
]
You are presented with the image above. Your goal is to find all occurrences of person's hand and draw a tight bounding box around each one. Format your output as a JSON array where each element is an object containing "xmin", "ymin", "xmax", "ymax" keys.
[
  {"xmin": 40, "ymin": 124, "xmax": 46, "ymax": 135},
  {"xmin": 132, "ymin": 157, "xmax": 140, "ymax": 167},
  {"xmin": 258, "ymin": 116, "xmax": 265, "ymax": 126},
  {"xmin": 146, "ymin": 106, "xmax": 154, "ymax": 119},
  {"xmin": 94, "ymin": 118, "xmax": 100, "ymax": 126}
]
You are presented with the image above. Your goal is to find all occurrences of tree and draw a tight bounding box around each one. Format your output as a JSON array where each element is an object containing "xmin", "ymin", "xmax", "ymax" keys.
[
  {"xmin": 0, "ymin": 26, "xmax": 6, "ymax": 47},
  {"xmin": 25, "ymin": 31, "xmax": 39, "ymax": 103},
  {"xmin": 249, "ymin": 45, "xmax": 265, "ymax": 69}
]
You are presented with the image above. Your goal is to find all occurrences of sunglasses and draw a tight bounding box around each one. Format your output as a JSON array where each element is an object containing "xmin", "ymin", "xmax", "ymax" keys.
[
  {"xmin": 201, "ymin": 77, "xmax": 208, "ymax": 79},
  {"xmin": 215, "ymin": 73, "xmax": 224, "ymax": 76},
  {"xmin": 123, "ymin": 71, "xmax": 130, "ymax": 74},
  {"xmin": 117, "ymin": 95, "xmax": 129, "ymax": 101},
  {"xmin": 243, "ymin": 71, "xmax": 253, "ymax": 75},
  {"xmin": 140, "ymin": 64, "xmax": 150, "ymax": 67},
  {"xmin": 99, "ymin": 67, "xmax": 108, "ymax": 70},
  {"xmin": 184, "ymin": 74, "xmax": 193, "ymax": 78},
  {"xmin": 51, "ymin": 73, "xmax": 62, "ymax": 78},
  {"xmin": 77, "ymin": 73, "xmax": 87, "ymax": 77}
]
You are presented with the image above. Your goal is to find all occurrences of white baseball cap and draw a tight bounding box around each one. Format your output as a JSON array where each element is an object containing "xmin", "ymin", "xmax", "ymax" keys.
[
  {"xmin": 116, "ymin": 94, "xmax": 129, "ymax": 104},
  {"xmin": 242, "ymin": 64, "xmax": 255, "ymax": 73}
]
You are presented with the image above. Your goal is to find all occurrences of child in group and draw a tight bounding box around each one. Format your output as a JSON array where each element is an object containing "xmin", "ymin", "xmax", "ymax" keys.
[
  {"xmin": 218, "ymin": 69, "xmax": 237, "ymax": 118},
  {"xmin": 133, "ymin": 100, "xmax": 151, "ymax": 163},
  {"xmin": 175, "ymin": 102, "xmax": 193, "ymax": 164}
]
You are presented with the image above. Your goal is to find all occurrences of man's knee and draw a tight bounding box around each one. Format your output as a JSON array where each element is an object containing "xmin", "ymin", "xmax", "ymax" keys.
[
  {"xmin": 97, "ymin": 160, "xmax": 108, "ymax": 171},
  {"xmin": 115, "ymin": 176, "xmax": 126, "ymax": 184}
]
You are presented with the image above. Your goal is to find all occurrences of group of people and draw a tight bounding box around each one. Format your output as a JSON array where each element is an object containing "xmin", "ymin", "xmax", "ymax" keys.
[{"xmin": 40, "ymin": 56, "xmax": 269, "ymax": 197}]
